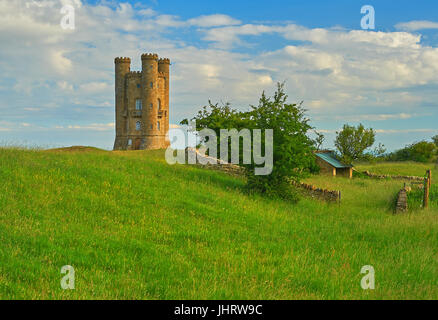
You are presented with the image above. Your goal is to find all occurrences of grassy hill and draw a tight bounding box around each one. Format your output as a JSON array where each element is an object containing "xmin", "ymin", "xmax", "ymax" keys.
[{"xmin": 0, "ymin": 147, "xmax": 437, "ymax": 299}]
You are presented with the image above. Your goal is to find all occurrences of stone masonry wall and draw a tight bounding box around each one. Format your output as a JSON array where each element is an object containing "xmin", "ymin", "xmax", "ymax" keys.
[
  {"xmin": 362, "ymin": 171, "xmax": 424, "ymax": 181},
  {"xmin": 289, "ymin": 179, "xmax": 341, "ymax": 202},
  {"xmin": 395, "ymin": 188, "xmax": 408, "ymax": 213},
  {"xmin": 185, "ymin": 147, "xmax": 244, "ymax": 176}
]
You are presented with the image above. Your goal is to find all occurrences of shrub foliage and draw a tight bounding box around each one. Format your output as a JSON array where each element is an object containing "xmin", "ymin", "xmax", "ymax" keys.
[{"xmin": 181, "ymin": 83, "xmax": 317, "ymax": 199}]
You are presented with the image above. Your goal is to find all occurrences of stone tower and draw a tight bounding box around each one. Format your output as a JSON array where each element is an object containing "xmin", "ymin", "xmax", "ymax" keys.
[{"xmin": 113, "ymin": 53, "xmax": 170, "ymax": 150}]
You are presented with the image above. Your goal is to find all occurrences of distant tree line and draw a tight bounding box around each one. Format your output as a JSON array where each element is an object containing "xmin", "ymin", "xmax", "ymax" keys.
[
  {"xmin": 332, "ymin": 124, "xmax": 437, "ymax": 164},
  {"xmin": 387, "ymin": 138, "xmax": 437, "ymax": 163}
]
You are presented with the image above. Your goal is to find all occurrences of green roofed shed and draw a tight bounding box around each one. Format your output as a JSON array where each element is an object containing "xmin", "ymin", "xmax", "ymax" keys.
[{"xmin": 315, "ymin": 151, "xmax": 353, "ymax": 178}]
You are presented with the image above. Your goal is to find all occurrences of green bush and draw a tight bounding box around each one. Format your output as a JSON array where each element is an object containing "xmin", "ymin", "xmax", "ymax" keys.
[
  {"xmin": 389, "ymin": 141, "xmax": 436, "ymax": 163},
  {"xmin": 182, "ymin": 83, "xmax": 317, "ymax": 200}
]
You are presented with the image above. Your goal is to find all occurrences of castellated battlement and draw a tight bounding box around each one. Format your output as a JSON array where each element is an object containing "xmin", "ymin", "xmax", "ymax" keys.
[
  {"xmin": 126, "ymin": 71, "xmax": 141, "ymax": 78},
  {"xmin": 158, "ymin": 58, "xmax": 170, "ymax": 64},
  {"xmin": 141, "ymin": 53, "xmax": 158, "ymax": 60},
  {"xmin": 113, "ymin": 53, "xmax": 170, "ymax": 151},
  {"xmin": 114, "ymin": 57, "xmax": 131, "ymax": 64}
]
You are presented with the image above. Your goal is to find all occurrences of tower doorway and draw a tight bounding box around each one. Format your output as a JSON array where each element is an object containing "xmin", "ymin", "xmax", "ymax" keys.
[{"xmin": 134, "ymin": 138, "xmax": 141, "ymax": 150}]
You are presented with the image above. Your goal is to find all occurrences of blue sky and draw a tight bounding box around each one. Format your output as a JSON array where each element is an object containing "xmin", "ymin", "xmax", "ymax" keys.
[{"xmin": 0, "ymin": 0, "xmax": 437, "ymax": 151}]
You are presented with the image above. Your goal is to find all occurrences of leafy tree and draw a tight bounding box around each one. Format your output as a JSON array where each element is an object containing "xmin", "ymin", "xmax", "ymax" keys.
[
  {"xmin": 372, "ymin": 143, "xmax": 387, "ymax": 158},
  {"xmin": 432, "ymin": 135, "xmax": 438, "ymax": 147},
  {"xmin": 180, "ymin": 101, "xmax": 249, "ymax": 156},
  {"xmin": 360, "ymin": 143, "xmax": 387, "ymax": 162},
  {"xmin": 181, "ymin": 101, "xmax": 248, "ymax": 135},
  {"xmin": 313, "ymin": 131, "xmax": 325, "ymax": 151},
  {"xmin": 181, "ymin": 82, "xmax": 316, "ymax": 200},
  {"xmin": 409, "ymin": 141, "xmax": 436, "ymax": 162},
  {"xmin": 334, "ymin": 124, "xmax": 375, "ymax": 164},
  {"xmin": 244, "ymin": 83, "xmax": 316, "ymax": 198}
]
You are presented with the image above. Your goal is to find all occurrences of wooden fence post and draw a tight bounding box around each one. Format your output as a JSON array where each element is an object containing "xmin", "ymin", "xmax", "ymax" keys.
[
  {"xmin": 427, "ymin": 170, "xmax": 432, "ymax": 190},
  {"xmin": 423, "ymin": 170, "xmax": 431, "ymax": 209}
]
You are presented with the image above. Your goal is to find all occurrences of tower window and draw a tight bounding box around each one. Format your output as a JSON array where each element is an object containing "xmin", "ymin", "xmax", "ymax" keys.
[
  {"xmin": 157, "ymin": 121, "xmax": 160, "ymax": 131},
  {"xmin": 149, "ymin": 103, "xmax": 153, "ymax": 110},
  {"xmin": 157, "ymin": 99, "xmax": 161, "ymax": 110},
  {"xmin": 135, "ymin": 99, "xmax": 142, "ymax": 110},
  {"xmin": 136, "ymin": 83, "xmax": 140, "ymax": 88},
  {"xmin": 150, "ymin": 82, "xmax": 153, "ymax": 88},
  {"xmin": 150, "ymin": 124, "xmax": 153, "ymax": 130},
  {"xmin": 136, "ymin": 121, "xmax": 141, "ymax": 131}
]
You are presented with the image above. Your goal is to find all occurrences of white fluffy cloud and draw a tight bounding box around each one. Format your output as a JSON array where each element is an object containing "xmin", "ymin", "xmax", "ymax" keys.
[
  {"xmin": 188, "ymin": 14, "xmax": 241, "ymax": 28},
  {"xmin": 395, "ymin": 20, "xmax": 438, "ymax": 31},
  {"xmin": 0, "ymin": 1, "xmax": 437, "ymax": 150}
]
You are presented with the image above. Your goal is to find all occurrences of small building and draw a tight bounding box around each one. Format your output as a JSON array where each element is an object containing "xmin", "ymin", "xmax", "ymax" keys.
[{"xmin": 315, "ymin": 151, "xmax": 353, "ymax": 178}]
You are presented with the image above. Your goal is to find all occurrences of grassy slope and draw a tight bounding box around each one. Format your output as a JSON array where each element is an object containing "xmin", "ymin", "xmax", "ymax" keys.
[
  {"xmin": 0, "ymin": 148, "xmax": 437, "ymax": 299},
  {"xmin": 355, "ymin": 161, "xmax": 437, "ymax": 177}
]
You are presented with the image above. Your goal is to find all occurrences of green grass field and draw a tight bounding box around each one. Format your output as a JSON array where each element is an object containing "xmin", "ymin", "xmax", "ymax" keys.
[
  {"xmin": 355, "ymin": 161, "xmax": 437, "ymax": 177},
  {"xmin": 408, "ymin": 184, "xmax": 438, "ymax": 211},
  {"xmin": 0, "ymin": 147, "xmax": 437, "ymax": 299}
]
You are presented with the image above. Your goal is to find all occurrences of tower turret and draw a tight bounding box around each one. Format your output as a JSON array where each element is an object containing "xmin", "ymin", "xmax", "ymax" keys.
[
  {"xmin": 158, "ymin": 58, "xmax": 170, "ymax": 144},
  {"xmin": 141, "ymin": 53, "xmax": 160, "ymax": 149},
  {"xmin": 114, "ymin": 57, "xmax": 131, "ymax": 149}
]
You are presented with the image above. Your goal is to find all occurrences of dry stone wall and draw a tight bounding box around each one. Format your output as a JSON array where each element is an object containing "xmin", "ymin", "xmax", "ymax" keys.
[
  {"xmin": 290, "ymin": 180, "xmax": 341, "ymax": 202},
  {"xmin": 185, "ymin": 148, "xmax": 245, "ymax": 176},
  {"xmin": 395, "ymin": 188, "xmax": 408, "ymax": 213},
  {"xmin": 362, "ymin": 171, "xmax": 424, "ymax": 181}
]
